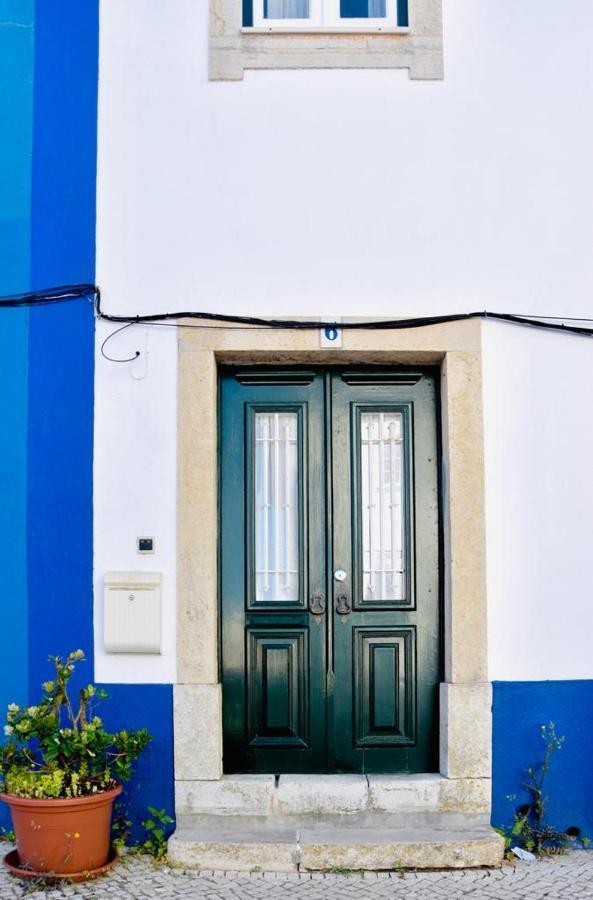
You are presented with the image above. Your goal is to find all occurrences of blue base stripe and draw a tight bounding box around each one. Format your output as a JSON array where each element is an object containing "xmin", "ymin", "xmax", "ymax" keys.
[
  {"xmin": 492, "ymin": 681, "xmax": 593, "ymax": 837},
  {"xmin": 97, "ymin": 685, "xmax": 175, "ymax": 842}
]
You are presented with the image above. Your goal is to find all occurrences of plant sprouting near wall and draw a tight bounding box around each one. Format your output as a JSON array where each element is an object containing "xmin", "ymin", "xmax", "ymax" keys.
[
  {"xmin": 111, "ymin": 801, "xmax": 174, "ymax": 860},
  {"xmin": 0, "ymin": 651, "xmax": 151, "ymax": 799},
  {"xmin": 502, "ymin": 722, "xmax": 586, "ymax": 857},
  {"xmin": 140, "ymin": 807, "xmax": 175, "ymax": 860}
]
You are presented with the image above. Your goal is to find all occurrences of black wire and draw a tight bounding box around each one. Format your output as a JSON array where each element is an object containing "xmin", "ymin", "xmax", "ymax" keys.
[
  {"xmin": 0, "ymin": 284, "xmax": 96, "ymax": 308},
  {"xmin": 100, "ymin": 321, "xmax": 141, "ymax": 363},
  {"xmin": 93, "ymin": 290, "xmax": 593, "ymax": 338},
  {"xmin": 2, "ymin": 282, "xmax": 593, "ymax": 341}
]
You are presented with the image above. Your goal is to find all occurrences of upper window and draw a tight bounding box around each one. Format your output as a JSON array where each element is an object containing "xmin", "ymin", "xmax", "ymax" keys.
[
  {"xmin": 249, "ymin": 0, "xmax": 408, "ymax": 31},
  {"xmin": 210, "ymin": 0, "xmax": 443, "ymax": 82}
]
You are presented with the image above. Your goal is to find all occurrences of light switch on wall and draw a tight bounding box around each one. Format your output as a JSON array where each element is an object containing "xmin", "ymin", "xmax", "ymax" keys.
[{"xmin": 137, "ymin": 536, "xmax": 155, "ymax": 554}]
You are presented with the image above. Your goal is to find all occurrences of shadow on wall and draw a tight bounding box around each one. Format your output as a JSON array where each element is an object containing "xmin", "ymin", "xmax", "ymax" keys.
[{"xmin": 492, "ymin": 681, "xmax": 593, "ymax": 838}]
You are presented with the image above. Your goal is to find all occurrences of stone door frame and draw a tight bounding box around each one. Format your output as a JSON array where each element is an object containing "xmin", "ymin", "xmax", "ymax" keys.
[{"xmin": 174, "ymin": 320, "xmax": 491, "ymax": 812}]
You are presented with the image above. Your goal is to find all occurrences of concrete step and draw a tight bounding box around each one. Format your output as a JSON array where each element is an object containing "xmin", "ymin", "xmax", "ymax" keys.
[
  {"xmin": 175, "ymin": 773, "xmax": 491, "ymax": 817},
  {"xmin": 168, "ymin": 811, "xmax": 505, "ymax": 872}
]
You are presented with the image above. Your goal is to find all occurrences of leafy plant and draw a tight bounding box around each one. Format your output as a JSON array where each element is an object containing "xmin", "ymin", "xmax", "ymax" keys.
[
  {"xmin": 0, "ymin": 651, "xmax": 151, "ymax": 800},
  {"xmin": 139, "ymin": 807, "xmax": 174, "ymax": 860},
  {"xmin": 502, "ymin": 722, "xmax": 581, "ymax": 857},
  {"xmin": 111, "ymin": 800, "xmax": 134, "ymax": 852}
]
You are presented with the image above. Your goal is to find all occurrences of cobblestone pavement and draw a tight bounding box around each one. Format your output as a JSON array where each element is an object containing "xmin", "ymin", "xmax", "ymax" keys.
[{"xmin": 0, "ymin": 850, "xmax": 592, "ymax": 899}]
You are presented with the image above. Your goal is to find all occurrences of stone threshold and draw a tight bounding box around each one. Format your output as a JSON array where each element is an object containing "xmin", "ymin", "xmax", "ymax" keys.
[
  {"xmin": 168, "ymin": 811, "xmax": 504, "ymax": 871},
  {"xmin": 175, "ymin": 773, "xmax": 491, "ymax": 817}
]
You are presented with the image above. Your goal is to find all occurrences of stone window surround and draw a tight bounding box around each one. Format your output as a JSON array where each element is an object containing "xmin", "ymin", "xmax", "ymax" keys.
[
  {"xmin": 210, "ymin": 0, "xmax": 444, "ymax": 81},
  {"xmin": 174, "ymin": 319, "xmax": 491, "ymax": 815}
]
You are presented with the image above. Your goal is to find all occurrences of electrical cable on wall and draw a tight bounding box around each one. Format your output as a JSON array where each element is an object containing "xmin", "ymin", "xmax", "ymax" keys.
[
  {"xmin": 100, "ymin": 321, "xmax": 141, "ymax": 364},
  {"xmin": 2, "ymin": 284, "xmax": 593, "ymax": 347}
]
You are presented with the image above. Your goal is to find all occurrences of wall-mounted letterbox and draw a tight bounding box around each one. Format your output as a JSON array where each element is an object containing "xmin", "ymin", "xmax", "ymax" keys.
[{"xmin": 103, "ymin": 571, "xmax": 162, "ymax": 654}]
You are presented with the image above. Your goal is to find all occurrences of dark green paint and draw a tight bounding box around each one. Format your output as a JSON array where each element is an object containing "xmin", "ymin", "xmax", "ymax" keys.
[
  {"xmin": 220, "ymin": 367, "xmax": 440, "ymax": 774},
  {"xmin": 397, "ymin": 0, "xmax": 408, "ymax": 27}
]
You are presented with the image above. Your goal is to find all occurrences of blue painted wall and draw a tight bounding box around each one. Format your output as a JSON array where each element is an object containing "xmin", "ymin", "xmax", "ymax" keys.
[
  {"xmin": 0, "ymin": 0, "xmax": 35, "ymax": 832},
  {"xmin": 27, "ymin": 0, "xmax": 98, "ymax": 692},
  {"xmin": 0, "ymin": 0, "xmax": 34, "ymax": 290},
  {"xmin": 492, "ymin": 681, "xmax": 593, "ymax": 839},
  {"xmin": 0, "ymin": 0, "xmax": 176, "ymax": 836},
  {"xmin": 98, "ymin": 685, "xmax": 175, "ymax": 843}
]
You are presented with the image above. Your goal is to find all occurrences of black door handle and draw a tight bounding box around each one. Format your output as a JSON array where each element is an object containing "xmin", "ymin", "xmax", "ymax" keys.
[
  {"xmin": 310, "ymin": 589, "xmax": 325, "ymax": 615},
  {"xmin": 336, "ymin": 592, "xmax": 352, "ymax": 615}
]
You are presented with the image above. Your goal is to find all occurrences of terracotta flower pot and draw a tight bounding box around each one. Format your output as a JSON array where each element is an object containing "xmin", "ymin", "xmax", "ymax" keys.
[{"xmin": 0, "ymin": 784, "xmax": 121, "ymax": 875}]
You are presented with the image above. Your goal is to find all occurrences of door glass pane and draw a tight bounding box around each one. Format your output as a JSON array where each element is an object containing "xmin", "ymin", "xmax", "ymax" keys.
[
  {"xmin": 341, "ymin": 0, "xmax": 387, "ymax": 18},
  {"xmin": 264, "ymin": 0, "xmax": 310, "ymax": 18},
  {"xmin": 360, "ymin": 412, "xmax": 404, "ymax": 601},
  {"xmin": 255, "ymin": 412, "xmax": 299, "ymax": 602}
]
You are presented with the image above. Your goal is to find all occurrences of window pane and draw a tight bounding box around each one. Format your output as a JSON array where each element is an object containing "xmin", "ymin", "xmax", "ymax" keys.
[
  {"xmin": 340, "ymin": 0, "xmax": 387, "ymax": 17},
  {"xmin": 255, "ymin": 412, "xmax": 299, "ymax": 602},
  {"xmin": 361, "ymin": 412, "xmax": 404, "ymax": 601},
  {"xmin": 264, "ymin": 0, "xmax": 310, "ymax": 18}
]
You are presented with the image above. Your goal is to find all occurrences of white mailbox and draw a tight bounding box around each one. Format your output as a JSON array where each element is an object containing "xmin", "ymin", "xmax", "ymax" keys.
[{"xmin": 103, "ymin": 571, "xmax": 162, "ymax": 654}]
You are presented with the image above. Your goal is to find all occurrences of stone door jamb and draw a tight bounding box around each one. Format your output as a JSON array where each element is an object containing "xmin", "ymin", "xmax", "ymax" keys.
[{"xmin": 174, "ymin": 321, "xmax": 491, "ymax": 810}]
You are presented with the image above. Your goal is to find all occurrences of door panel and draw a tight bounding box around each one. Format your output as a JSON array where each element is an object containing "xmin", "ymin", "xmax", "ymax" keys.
[
  {"xmin": 331, "ymin": 373, "xmax": 439, "ymax": 772},
  {"xmin": 353, "ymin": 626, "xmax": 415, "ymax": 747},
  {"xmin": 247, "ymin": 628, "xmax": 309, "ymax": 747},
  {"xmin": 220, "ymin": 367, "xmax": 440, "ymax": 774},
  {"xmin": 220, "ymin": 372, "xmax": 327, "ymax": 773}
]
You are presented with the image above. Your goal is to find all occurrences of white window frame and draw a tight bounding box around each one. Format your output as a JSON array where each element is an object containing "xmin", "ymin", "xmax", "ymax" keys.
[{"xmin": 252, "ymin": 0, "xmax": 401, "ymax": 32}]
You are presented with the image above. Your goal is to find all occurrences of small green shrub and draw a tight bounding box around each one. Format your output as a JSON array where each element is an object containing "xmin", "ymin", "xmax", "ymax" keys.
[
  {"xmin": 0, "ymin": 651, "xmax": 151, "ymax": 800},
  {"xmin": 140, "ymin": 807, "xmax": 174, "ymax": 860},
  {"xmin": 111, "ymin": 801, "xmax": 134, "ymax": 852}
]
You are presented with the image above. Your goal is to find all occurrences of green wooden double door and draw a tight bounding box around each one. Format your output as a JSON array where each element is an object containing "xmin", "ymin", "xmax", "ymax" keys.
[{"xmin": 220, "ymin": 367, "xmax": 440, "ymax": 774}]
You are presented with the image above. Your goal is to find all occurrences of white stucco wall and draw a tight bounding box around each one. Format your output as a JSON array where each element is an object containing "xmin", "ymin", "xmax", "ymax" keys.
[
  {"xmin": 93, "ymin": 322, "xmax": 177, "ymax": 683},
  {"xmin": 94, "ymin": 0, "xmax": 593, "ymax": 682},
  {"xmin": 96, "ymin": 0, "xmax": 593, "ymax": 319},
  {"xmin": 482, "ymin": 320, "xmax": 593, "ymax": 681}
]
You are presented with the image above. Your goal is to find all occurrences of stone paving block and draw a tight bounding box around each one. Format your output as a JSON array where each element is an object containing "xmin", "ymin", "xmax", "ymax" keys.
[{"xmin": 1, "ymin": 845, "xmax": 593, "ymax": 899}]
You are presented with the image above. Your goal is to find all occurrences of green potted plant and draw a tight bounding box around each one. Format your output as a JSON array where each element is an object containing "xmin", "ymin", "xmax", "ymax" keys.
[{"xmin": 0, "ymin": 650, "xmax": 151, "ymax": 880}]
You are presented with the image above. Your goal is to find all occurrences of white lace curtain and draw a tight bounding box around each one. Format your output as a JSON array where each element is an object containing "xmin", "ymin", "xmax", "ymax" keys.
[
  {"xmin": 265, "ymin": 0, "xmax": 309, "ymax": 17},
  {"xmin": 265, "ymin": 0, "xmax": 386, "ymax": 17}
]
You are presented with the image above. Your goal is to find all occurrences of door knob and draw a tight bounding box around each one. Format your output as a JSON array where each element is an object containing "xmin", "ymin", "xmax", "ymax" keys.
[
  {"xmin": 310, "ymin": 589, "xmax": 325, "ymax": 615},
  {"xmin": 336, "ymin": 592, "xmax": 352, "ymax": 615},
  {"xmin": 334, "ymin": 568, "xmax": 347, "ymax": 582}
]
